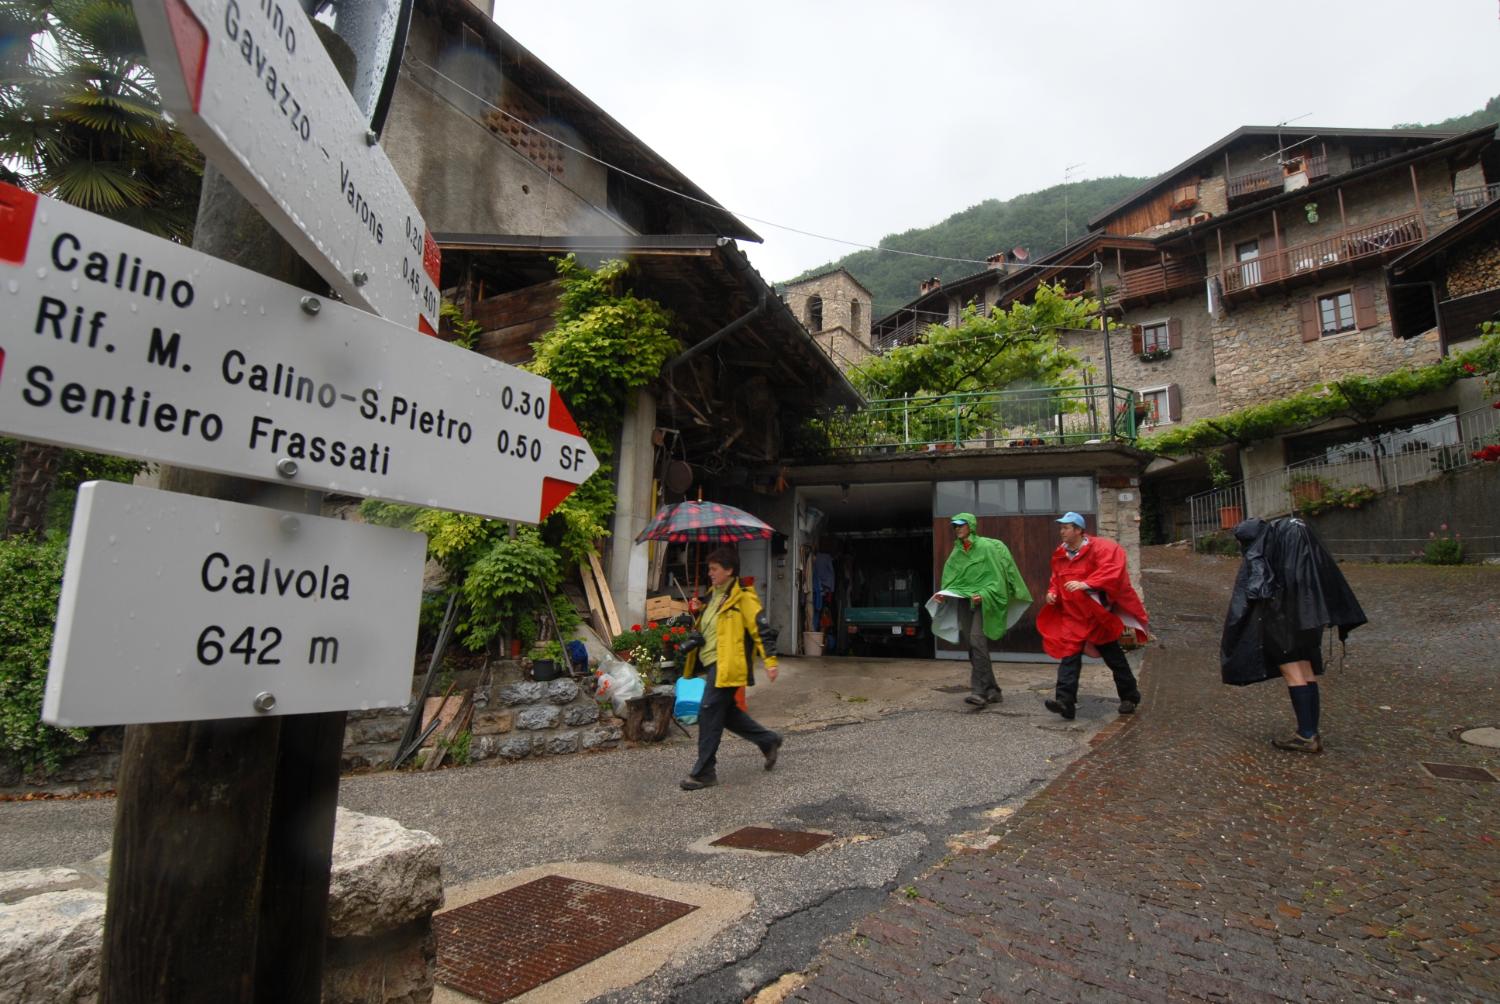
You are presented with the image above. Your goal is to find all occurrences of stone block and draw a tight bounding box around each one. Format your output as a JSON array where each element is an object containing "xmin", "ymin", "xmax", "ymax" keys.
[
  {"xmin": 544, "ymin": 679, "xmax": 581, "ymax": 704},
  {"xmin": 0, "ymin": 890, "xmax": 104, "ymax": 1003},
  {"xmin": 581, "ymin": 726, "xmax": 622, "ymax": 750},
  {"xmin": 343, "ymin": 714, "xmax": 408, "ymax": 747},
  {"xmin": 327, "ymin": 808, "xmax": 443, "ymax": 939},
  {"xmin": 562, "ymin": 703, "xmax": 600, "ymax": 727},
  {"xmin": 515, "ymin": 706, "xmax": 561, "ymax": 731},
  {"xmin": 470, "ymin": 709, "xmax": 514, "ymax": 736},
  {"xmin": 324, "ymin": 918, "xmax": 435, "ymax": 1004},
  {"xmin": 498, "ymin": 735, "xmax": 535, "ymax": 759},
  {"xmin": 496, "ymin": 681, "xmax": 546, "ymax": 706},
  {"xmin": 544, "ymin": 732, "xmax": 580, "ymax": 755},
  {"xmin": 0, "ymin": 868, "xmax": 90, "ymax": 906},
  {"xmin": 341, "ymin": 744, "xmax": 396, "ymax": 773}
]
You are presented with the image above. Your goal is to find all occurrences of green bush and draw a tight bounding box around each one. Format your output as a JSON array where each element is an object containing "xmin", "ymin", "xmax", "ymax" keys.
[
  {"xmin": 0, "ymin": 535, "xmax": 88, "ymax": 770},
  {"xmin": 1422, "ymin": 529, "xmax": 1464, "ymax": 565}
]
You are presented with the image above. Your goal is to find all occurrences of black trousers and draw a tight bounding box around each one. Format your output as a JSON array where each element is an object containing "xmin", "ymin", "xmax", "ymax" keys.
[
  {"xmin": 690, "ymin": 663, "xmax": 779, "ymax": 779},
  {"xmin": 1055, "ymin": 640, "xmax": 1140, "ymax": 706}
]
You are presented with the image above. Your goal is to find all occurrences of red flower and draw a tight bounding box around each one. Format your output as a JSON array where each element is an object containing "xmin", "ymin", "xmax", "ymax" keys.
[
  {"xmin": 1492, "ymin": 401, "xmax": 1500, "ymax": 409},
  {"xmin": 647, "ymin": 621, "xmax": 658, "ymax": 630},
  {"xmin": 1462, "ymin": 362, "xmax": 1477, "ymax": 373},
  {"xmin": 630, "ymin": 624, "xmax": 641, "ymax": 632}
]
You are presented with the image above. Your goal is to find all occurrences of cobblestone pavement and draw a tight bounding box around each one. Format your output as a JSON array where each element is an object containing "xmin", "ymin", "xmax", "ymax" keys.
[{"xmin": 790, "ymin": 547, "xmax": 1500, "ymax": 1003}]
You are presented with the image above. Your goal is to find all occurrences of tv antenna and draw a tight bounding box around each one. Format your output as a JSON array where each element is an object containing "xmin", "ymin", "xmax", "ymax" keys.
[
  {"xmin": 1260, "ymin": 113, "xmax": 1317, "ymax": 165},
  {"xmin": 1063, "ymin": 162, "xmax": 1085, "ymax": 242}
]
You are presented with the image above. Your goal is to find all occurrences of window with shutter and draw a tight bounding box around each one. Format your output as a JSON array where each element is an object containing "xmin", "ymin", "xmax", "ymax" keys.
[
  {"xmin": 1167, "ymin": 384, "xmax": 1182, "ymax": 422},
  {"xmin": 1167, "ymin": 317, "xmax": 1183, "ymax": 350},
  {"xmin": 1130, "ymin": 324, "xmax": 1144, "ymax": 354},
  {"xmin": 1299, "ymin": 299, "xmax": 1320, "ymax": 342},
  {"xmin": 1353, "ymin": 283, "xmax": 1377, "ymax": 329},
  {"xmin": 1316, "ymin": 290, "xmax": 1356, "ymax": 336}
]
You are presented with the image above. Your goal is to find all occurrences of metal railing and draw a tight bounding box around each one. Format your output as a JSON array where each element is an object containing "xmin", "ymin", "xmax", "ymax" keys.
[
  {"xmin": 1456, "ymin": 182, "xmax": 1500, "ymax": 214},
  {"xmin": 1226, "ymin": 153, "xmax": 1330, "ymax": 202},
  {"xmin": 1220, "ymin": 212, "xmax": 1423, "ymax": 293},
  {"xmin": 1187, "ymin": 403, "xmax": 1500, "ymax": 548},
  {"xmin": 800, "ymin": 384, "xmax": 1139, "ymax": 457}
]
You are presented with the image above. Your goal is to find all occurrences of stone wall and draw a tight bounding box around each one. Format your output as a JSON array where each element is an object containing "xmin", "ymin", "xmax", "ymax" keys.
[
  {"xmin": 342, "ymin": 675, "xmax": 622, "ymax": 772},
  {"xmin": 813, "ymin": 325, "xmax": 875, "ymax": 372},
  {"xmin": 1064, "ymin": 305, "xmax": 1221, "ymax": 429},
  {"xmin": 0, "ymin": 809, "xmax": 442, "ymax": 1004},
  {"xmin": 1306, "ymin": 460, "xmax": 1500, "ymax": 562},
  {"xmin": 1095, "ymin": 476, "xmax": 1144, "ymax": 596}
]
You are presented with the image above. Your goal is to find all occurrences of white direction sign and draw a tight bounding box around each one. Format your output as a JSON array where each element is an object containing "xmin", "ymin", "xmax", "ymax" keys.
[
  {"xmin": 0, "ymin": 183, "xmax": 600, "ymax": 522},
  {"xmin": 43, "ymin": 481, "xmax": 427, "ymax": 726},
  {"xmin": 132, "ymin": 0, "xmax": 441, "ymax": 333}
]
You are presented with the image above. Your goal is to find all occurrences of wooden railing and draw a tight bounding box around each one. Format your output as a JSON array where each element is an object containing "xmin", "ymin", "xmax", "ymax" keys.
[
  {"xmin": 1456, "ymin": 182, "xmax": 1500, "ymax": 214},
  {"xmin": 1226, "ymin": 153, "xmax": 1330, "ymax": 202},
  {"xmin": 1219, "ymin": 211, "xmax": 1423, "ymax": 293},
  {"xmin": 1118, "ymin": 257, "xmax": 1206, "ymax": 302}
]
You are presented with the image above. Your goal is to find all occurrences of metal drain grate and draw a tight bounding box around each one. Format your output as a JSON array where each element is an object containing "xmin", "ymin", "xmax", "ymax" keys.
[
  {"xmin": 1420, "ymin": 762, "xmax": 1497, "ymax": 783},
  {"xmin": 711, "ymin": 826, "xmax": 834, "ymax": 855},
  {"xmin": 434, "ymin": 875, "xmax": 697, "ymax": 1003}
]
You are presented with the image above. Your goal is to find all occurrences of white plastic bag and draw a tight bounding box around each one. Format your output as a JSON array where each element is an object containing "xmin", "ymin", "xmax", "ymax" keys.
[{"xmin": 596, "ymin": 656, "xmax": 644, "ymax": 715}]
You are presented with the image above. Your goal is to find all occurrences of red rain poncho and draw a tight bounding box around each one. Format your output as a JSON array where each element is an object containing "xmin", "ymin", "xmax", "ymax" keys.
[{"xmin": 1035, "ymin": 535, "xmax": 1150, "ymax": 659}]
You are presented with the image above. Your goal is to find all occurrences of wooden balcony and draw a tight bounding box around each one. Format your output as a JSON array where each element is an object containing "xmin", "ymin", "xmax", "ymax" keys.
[
  {"xmin": 1219, "ymin": 212, "xmax": 1424, "ymax": 295},
  {"xmin": 1456, "ymin": 182, "xmax": 1500, "ymax": 214},
  {"xmin": 1117, "ymin": 257, "xmax": 1206, "ymax": 305},
  {"xmin": 1226, "ymin": 153, "xmax": 1330, "ymax": 205}
]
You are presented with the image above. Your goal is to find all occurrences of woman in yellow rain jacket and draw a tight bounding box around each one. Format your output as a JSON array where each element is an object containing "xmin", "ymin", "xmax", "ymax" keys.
[{"xmin": 679, "ymin": 546, "xmax": 781, "ymax": 790}]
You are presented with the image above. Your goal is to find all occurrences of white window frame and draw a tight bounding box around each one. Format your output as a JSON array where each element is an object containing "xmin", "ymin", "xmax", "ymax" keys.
[
  {"xmin": 1140, "ymin": 318, "xmax": 1171, "ymax": 354},
  {"xmin": 1139, "ymin": 385, "xmax": 1172, "ymax": 426}
]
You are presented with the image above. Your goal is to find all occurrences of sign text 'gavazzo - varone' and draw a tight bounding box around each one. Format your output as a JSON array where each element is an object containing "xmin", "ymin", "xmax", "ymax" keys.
[
  {"xmin": 0, "ymin": 183, "xmax": 598, "ymax": 523},
  {"xmin": 43, "ymin": 481, "xmax": 428, "ymax": 726},
  {"xmin": 132, "ymin": 0, "xmax": 442, "ymax": 333}
]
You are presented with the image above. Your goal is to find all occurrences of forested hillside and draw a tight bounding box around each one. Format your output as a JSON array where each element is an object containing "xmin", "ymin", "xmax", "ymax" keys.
[
  {"xmin": 791, "ymin": 93, "xmax": 1500, "ymax": 318},
  {"xmin": 783, "ymin": 176, "xmax": 1146, "ymax": 316}
]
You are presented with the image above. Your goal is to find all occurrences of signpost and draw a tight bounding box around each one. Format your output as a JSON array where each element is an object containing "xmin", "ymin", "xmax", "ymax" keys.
[
  {"xmin": 0, "ymin": 182, "xmax": 599, "ymax": 524},
  {"xmin": 43, "ymin": 481, "xmax": 427, "ymax": 727},
  {"xmin": 129, "ymin": 0, "xmax": 442, "ymax": 334}
]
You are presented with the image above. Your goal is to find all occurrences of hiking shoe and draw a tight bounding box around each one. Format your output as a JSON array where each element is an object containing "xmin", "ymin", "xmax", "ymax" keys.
[
  {"xmin": 763, "ymin": 738, "xmax": 783, "ymax": 771},
  {"xmin": 986, "ymin": 690, "xmax": 1004, "ymax": 704},
  {"xmin": 963, "ymin": 694, "xmax": 987, "ymax": 707},
  {"xmin": 1044, "ymin": 699, "xmax": 1076, "ymax": 720},
  {"xmin": 1117, "ymin": 699, "xmax": 1138, "ymax": 715},
  {"xmin": 1271, "ymin": 733, "xmax": 1323, "ymax": 754},
  {"xmin": 680, "ymin": 774, "xmax": 719, "ymax": 790}
]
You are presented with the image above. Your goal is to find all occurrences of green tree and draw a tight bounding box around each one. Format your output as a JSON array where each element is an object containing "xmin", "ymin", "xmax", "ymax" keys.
[{"xmin": 0, "ymin": 0, "xmax": 202, "ymax": 538}]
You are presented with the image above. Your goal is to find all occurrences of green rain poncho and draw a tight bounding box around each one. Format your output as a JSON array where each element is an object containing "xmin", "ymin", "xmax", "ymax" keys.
[{"xmin": 930, "ymin": 513, "xmax": 1033, "ymax": 641}]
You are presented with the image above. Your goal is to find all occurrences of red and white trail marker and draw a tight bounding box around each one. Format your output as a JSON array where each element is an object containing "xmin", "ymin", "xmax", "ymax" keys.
[
  {"xmin": 0, "ymin": 182, "xmax": 597, "ymax": 522},
  {"xmin": 134, "ymin": 0, "xmax": 442, "ymax": 334}
]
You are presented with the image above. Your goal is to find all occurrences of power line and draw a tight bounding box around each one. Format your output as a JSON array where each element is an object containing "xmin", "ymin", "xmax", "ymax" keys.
[{"xmin": 402, "ymin": 55, "xmax": 1105, "ymax": 277}]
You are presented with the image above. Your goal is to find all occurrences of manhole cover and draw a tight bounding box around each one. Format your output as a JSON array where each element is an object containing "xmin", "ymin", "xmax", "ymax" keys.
[
  {"xmin": 1420, "ymin": 762, "xmax": 1498, "ymax": 783},
  {"xmin": 934, "ymin": 685, "xmax": 969, "ymax": 694},
  {"xmin": 711, "ymin": 826, "xmax": 833, "ymax": 855},
  {"xmin": 1459, "ymin": 727, "xmax": 1500, "ymax": 749},
  {"xmin": 434, "ymin": 875, "xmax": 697, "ymax": 1003}
]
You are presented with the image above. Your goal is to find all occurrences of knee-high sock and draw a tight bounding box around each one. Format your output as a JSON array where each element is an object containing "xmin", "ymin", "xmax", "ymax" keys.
[
  {"xmin": 1306, "ymin": 681, "xmax": 1320, "ymax": 735},
  {"xmin": 1287, "ymin": 684, "xmax": 1316, "ymax": 739}
]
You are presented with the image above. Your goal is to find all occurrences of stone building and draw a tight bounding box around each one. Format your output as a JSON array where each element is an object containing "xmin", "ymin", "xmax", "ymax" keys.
[{"xmin": 780, "ymin": 268, "xmax": 876, "ymax": 371}]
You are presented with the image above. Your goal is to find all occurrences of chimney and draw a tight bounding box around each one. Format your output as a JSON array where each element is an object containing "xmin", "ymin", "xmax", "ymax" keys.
[
  {"xmin": 919, "ymin": 276, "xmax": 943, "ymax": 295},
  {"xmin": 986, "ymin": 252, "xmax": 1007, "ymax": 271},
  {"xmin": 1011, "ymin": 246, "xmax": 1029, "ymax": 263}
]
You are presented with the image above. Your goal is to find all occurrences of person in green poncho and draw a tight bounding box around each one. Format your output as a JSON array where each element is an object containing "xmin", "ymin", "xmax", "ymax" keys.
[{"xmin": 929, "ymin": 513, "xmax": 1033, "ymax": 706}]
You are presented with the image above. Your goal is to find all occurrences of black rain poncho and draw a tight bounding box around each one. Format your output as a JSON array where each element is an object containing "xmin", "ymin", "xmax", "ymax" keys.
[{"xmin": 1220, "ymin": 517, "xmax": 1367, "ymax": 686}]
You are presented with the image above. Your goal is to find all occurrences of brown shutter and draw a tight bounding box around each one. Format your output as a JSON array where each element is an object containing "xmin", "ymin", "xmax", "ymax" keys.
[
  {"xmin": 1353, "ymin": 283, "xmax": 1377, "ymax": 329},
  {"xmin": 1260, "ymin": 234, "xmax": 1282, "ymax": 282},
  {"xmin": 1167, "ymin": 317, "xmax": 1183, "ymax": 349},
  {"xmin": 1299, "ymin": 299, "xmax": 1320, "ymax": 342},
  {"xmin": 1130, "ymin": 324, "xmax": 1144, "ymax": 354},
  {"xmin": 1167, "ymin": 384, "xmax": 1182, "ymax": 422}
]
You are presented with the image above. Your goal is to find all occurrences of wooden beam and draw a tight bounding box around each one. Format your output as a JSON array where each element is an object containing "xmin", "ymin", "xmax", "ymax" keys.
[
  {"xmin": 588, "ymin": 551, "xmax": 623, "ymax": 636},
  {"xmin": 579, "ymin": 563, "xmax": 611, "ymax": 638}
]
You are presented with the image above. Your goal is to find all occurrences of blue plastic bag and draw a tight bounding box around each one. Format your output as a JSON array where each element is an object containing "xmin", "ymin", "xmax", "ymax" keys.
[{"xmin": 674, "ymin": 676, "xmax": 705, "ymax": 724}]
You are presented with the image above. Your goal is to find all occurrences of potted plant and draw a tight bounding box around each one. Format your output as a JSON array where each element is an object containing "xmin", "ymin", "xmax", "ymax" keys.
[
  {"xmin": 1206, "ymin": 452, "xmax": 1242, "ymax": 529},
  {"xmin": 1288, "ymin": 473, "xmax": 1328, "ymax": 509},
  {"xmin": 528, "ymin": 640, "xmax": 564, "ymax": 681}
]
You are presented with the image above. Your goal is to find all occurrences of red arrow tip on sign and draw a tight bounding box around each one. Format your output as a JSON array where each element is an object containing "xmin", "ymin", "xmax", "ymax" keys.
[
  {"xmin": 163, "ymin": 0, "xmax": 208, "ymax": 114},
  {"xmin": 423, "ymin": 230, "xmax": 441, "ymax": 285},
  {"xmin": 548, "ymin": 386, "xmax": 583, "ymax": 437},
  {"xmin": 0, "ymin": 183, "xmax": 38, "ymax": 264},
  {"xmin": 540, "ymin": 476, "xmax": 579, "ymax": 522}
]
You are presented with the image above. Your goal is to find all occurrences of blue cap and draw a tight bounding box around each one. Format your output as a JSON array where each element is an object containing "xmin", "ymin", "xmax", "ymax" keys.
[{"xmin": 1056, "ymin": 512, "xmax": 1086, "ymax": 528}]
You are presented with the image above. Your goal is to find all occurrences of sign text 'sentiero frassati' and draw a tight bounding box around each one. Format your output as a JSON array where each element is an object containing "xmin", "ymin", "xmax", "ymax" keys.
[
  {"xmin": 132, "ymin": 0, "xmax": 442, "ymax": 333},
  {"xmin": 0, "ymin": 183, "xmax": 598, "ymax": 522}
]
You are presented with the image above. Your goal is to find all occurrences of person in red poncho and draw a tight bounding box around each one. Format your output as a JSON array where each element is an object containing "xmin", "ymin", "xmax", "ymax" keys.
[{"xmin": 1035, "ymin": 512, "xmax": 1150, "ymax": 720}]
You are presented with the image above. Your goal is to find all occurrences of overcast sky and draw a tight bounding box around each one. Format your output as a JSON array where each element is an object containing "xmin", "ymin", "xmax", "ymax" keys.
[{"xmin": 488, "ymin": 1, "xmax": 1499, "ymax": 284}]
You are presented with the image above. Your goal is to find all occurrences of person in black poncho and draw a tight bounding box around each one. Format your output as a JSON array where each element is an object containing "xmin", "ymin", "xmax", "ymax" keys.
[{"xmin": 1220, "ymin": 517, "xmax": 1366, "ymax": 753}]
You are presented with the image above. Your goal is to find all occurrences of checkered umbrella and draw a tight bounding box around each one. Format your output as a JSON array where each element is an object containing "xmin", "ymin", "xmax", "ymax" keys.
[{"xmin": 633, "ymin": 501, "xmax": 774, "ymax": 544}]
